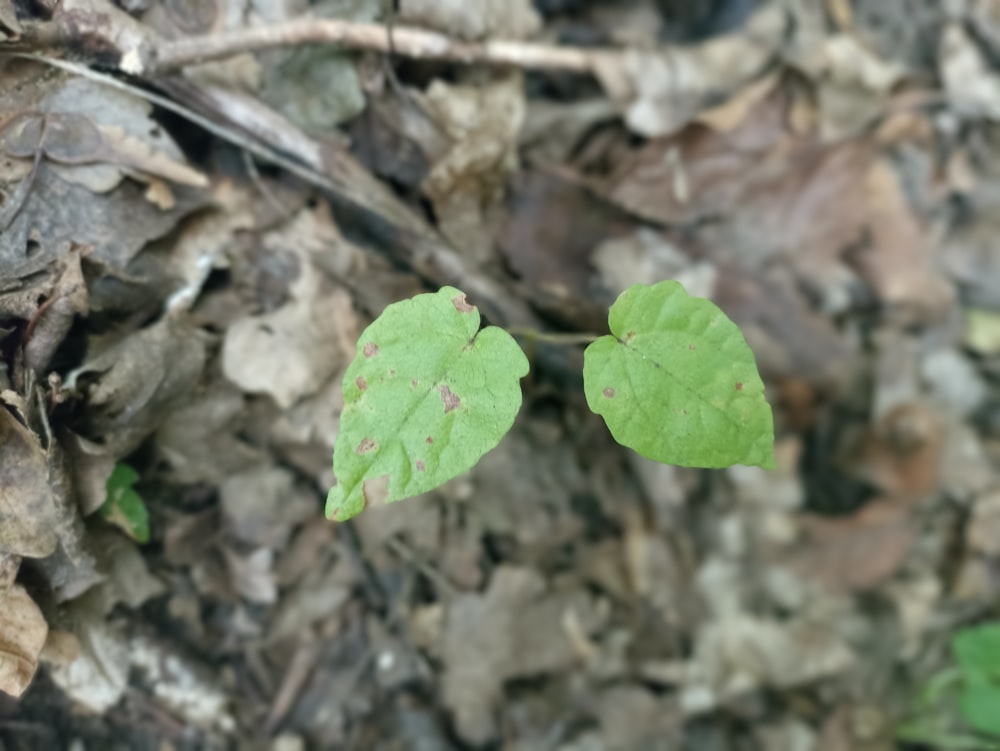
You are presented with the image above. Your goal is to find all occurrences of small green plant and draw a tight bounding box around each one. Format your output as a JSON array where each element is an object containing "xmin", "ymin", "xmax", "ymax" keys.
[
  {"xmin": 897, "ymin": 622, "xmax": 1000, "ymax": 750},
  {"xmin": 326, "ymin": 281, "xmax": 775, "ymax": 521},
  {"xmin": 100, "ymin": 462, "xmax": 150, "ymax": 543}
]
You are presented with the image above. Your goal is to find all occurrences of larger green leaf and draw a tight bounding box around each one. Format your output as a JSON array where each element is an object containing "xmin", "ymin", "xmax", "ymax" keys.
[
  {"xmin": 327, "ymin": 287, "xmax": 529, "ymax": 521},
  {"xmin": 583, "ymin": 281, "xmax": 774, "ymax": 469}
]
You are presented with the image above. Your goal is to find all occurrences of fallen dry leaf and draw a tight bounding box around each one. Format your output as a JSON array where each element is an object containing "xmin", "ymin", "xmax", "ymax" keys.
[
  {"xmin": 0, "ymin": 160, "xmax": 199, "ymax": 281},
  {"xmin": 69, "ymin": 315, "xmax": 208, "ymax": 455},
  {"xmin": 940, "ymin": 22, "xmax": 1000, "ymax": 120},
  {"xmin": 59, "ymin": 430, "xmax": 115, "ymax": 516},
  {"xmin": 441, "ymin": 566, "xmax": 601, "ymax": 744},
  {"xmin": 788, "ymin": 499, "xmax": 914, "ymax": 593},
  {"xmin": 593, "ymin": 5, "xmax": 787, "ymax": 137},
  {"xmin": 816, "ymin": 704, "xmax": 895, "ymax": 751},
  {"xmin": 849, "ymin": 402, "xmax": 944, "ymax": 501},
  {"xmin": 268, "ymin": 565, "xmax": 352, "ymax": 644},
  {"xmin": 2, "ymin": 75, "xmax": 207, "ymax": 194},
  {"xmin": 223, "ymin": 547, "xmax": 278, "ymax": 604},
  {"xmin": 807, "ymin": 33, "xmax": 907, "ymax": 138},
  {"xmin": 220, "ymin": 466, "xmax": 316, "ymax": 549},
  {"xmin": 419, "ymin": 75, "xmax": 525, "ymax": 265},
  {"xmin": 155, "ymin": 385, "xmax": 266, "ymax": 485},
  {"xmin": 0, "ymin": 0, "xmax": 20, "ymax": 37},
  {"xmin": 23, "ymin": 246, "xmax": 89, "ymax": 374},
  {"xmin": 0, "ymin": 554, "xmax": 19, "ymax": 589},
  {"xmin": 0, "ymin": 407, "xmax": 59, "ymax": 558},
  {"xmin": 260, "ymin": 45, "xmax": 365, "ymax": 136},
  {"xmin": 967, "ymin": 488, "xmax": 1000, "ymax": 556},
  {"xmin": 853, "ymin": 159, "xmax": 954, "ymax": 324},
  {"xmin": 0, "ymin": 584, "xmax": 48, "ymax": 698},
  {"xmin": 598, "ymin": 685, "xmax": 680, "ymax": 751},
  {"xmin": 713, "ymin": 267, "xmax": 851, "ymax": 384},
  {"xmin": 941, "ymin": 192, "xmax": 1000, "ymax": 310},
  {"xmin": 222, "ymin": 208, "xmax": 355, "ymax": 408},
  {"xmin": 684, "ymin": 613, "xmax": 855, "ymax": 710},
  {"xmin": 500, "ymin": 170, "xmax": 629, "ymax": 330},
  {"xmin": 602, "ymin": 86, "xmax": 875, "ymax": 308}
]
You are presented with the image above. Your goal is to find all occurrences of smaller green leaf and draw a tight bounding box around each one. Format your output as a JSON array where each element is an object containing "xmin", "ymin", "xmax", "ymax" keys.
[
  {"xmin": 100, "ymin": 463, "xmax": 149, "ymax": 543},
  {"xmin": 583, "ymin": 280, "xmax": 774, "ymax": 469}
]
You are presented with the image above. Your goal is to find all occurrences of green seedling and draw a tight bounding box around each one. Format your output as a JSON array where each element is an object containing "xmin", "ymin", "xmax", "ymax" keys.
[
  {"xmin": 326, "ymin": 281, "xmax": 775, "ymax": 521},
  {"xmin": 954, "ymin": 624, "xmax": 1000, "ymax": 737},
  {"xmin": 100, "ymin": 462, "xmax": 150, "ymax": 543},
  {"xmin": 897, "ymin": 622, "xmax": 1000, "ymax": 749}
]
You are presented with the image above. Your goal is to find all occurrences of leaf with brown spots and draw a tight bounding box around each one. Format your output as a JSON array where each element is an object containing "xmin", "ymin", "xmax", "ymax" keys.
[{"xmin": 327, "ymin": 287, "xmax": 529, "ymax": 521}]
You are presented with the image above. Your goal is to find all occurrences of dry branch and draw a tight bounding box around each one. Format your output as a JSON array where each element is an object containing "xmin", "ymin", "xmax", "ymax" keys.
[{"xmin": 152, "ymin": 18, "xmax": 598, "ymax": 75}]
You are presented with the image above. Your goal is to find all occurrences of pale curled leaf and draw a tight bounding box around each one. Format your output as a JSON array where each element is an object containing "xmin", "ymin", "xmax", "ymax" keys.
[
  {"xmin": 0, "ymin": 584, "xmax": 48, "ymax": 698},
  {"xmin": 0, "ymin": 409, "xmax": 59, "ymax": 558},
  {"xmin": 327, "ymin": 287, "xmax": 529, "ymax": 521},
  {"xmin": 583, "ymin": 281, "xmax": 774, "ymax": 469},
  {"xmin": 98, "ymin": 124, "xmax": 209, "ymax": 187}
]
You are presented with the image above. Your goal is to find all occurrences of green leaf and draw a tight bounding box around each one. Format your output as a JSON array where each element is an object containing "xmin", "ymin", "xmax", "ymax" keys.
[
  {"xmin": 954, "ymin": 624, "xmax": 1000, "ymax": 683},
  {"xmin": 100, "ymin": 463, "xmax": 149, "ymax": 543},
  {"xmin": 958, "ymin": 680, "xmax": 1000, "ymax": 737},
  {"xmin": 583, "ymin": 281, "xmax": 774, "ymax": 469},
  {"xmin": 327, "ymin": 287, "xmax": 529, "ymax": 521}
]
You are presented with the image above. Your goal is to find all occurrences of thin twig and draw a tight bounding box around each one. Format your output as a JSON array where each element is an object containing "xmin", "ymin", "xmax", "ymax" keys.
[
  {"xmin": 385, "ymin": 535, "xmax": 459, "ymax": 600},
  {"xmin": 508, "ymin": 327, "xmax": 600, "ymax": 345},
  {"xmin": 151, "ymin": 18, "xmax": 598, "ymax": 74}
]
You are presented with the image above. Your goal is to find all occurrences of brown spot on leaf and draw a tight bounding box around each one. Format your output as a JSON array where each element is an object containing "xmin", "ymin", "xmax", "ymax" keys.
[
  {"xmin": 356, "ymin": 376, "xmax": 367, "ymax": 391},
  {"xmin": 689, "ymin": 343, "xmax": 696, "ymax": 350},
  {"xmin": 412, "ymin": 379, "xmax": 418, "ymax": 387},
  {"xmin": 452, "ymin": 294, "xmax": 474, "ymax": 313},
  {"xmin": 356, "ymin": 437, "xmax": 377, "ymax": 454},
  {"xmin": 735, "ymin": 382, "xmax": 744, "ymax": 391},
  {"xmin": 603, "ymin": 387, "xmax": 615, "ymax": 398},
  {"xmin": 416, "ymin": 460, "xmax": 426, "ymax": 472},
  {"xmin": 389, "ymin": 368, "xmax": 396, "ymax": 376},
  {"xmin": 438, "ymin": 385, "xmax": 461, "ymax": 413},
  {"xmin": 363, "ymin": 342, "xmax": 379, "ymax": 358},
  {"xmin": 361, "ymin": 475, "xmax": 390, "ymax": 509},
  {"xmin": 426, "ymin": 436, "xmax": 434, "ymax": 444}
]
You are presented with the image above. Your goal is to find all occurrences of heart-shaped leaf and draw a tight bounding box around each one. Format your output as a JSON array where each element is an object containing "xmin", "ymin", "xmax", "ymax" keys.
[
  {"xmin": 583, "ymin": 281, "xmax": 774, "ymax": 469},
  {"xmin": 327, "ymin": 287, "xmax": 529, "ymax": 521}
]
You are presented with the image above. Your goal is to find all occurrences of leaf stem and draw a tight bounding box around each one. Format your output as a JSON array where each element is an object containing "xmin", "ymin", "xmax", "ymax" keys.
[{"xmin": 507, "ymin": 327, "xmax": 599, "ymax": 345}]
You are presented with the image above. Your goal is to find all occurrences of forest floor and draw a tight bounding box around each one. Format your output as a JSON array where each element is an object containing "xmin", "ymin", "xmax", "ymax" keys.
[{"xmin": 2, "ymin": 0, "xmax": 1000, "ymax": 749}]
